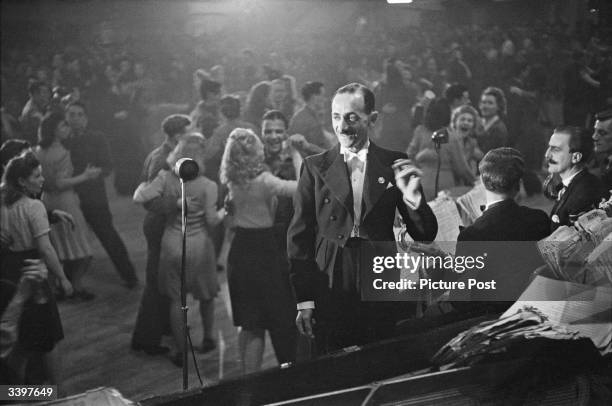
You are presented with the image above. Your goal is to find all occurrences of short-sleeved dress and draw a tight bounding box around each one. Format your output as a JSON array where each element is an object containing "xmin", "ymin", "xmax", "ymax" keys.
[
  {"xmin": 133, "ymin": 170, "xmax": 219, "ymax": 302},
  {"xmin": 0, "ymin": 197, "xmax": 64, "ymax": 352},
  {"xmin": 35, "ymin": 145, "xmax": 91, "ymax": 261}
]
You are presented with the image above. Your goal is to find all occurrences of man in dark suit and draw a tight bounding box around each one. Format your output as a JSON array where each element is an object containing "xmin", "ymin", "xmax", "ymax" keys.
[
  {"xmin": 546, "ymin": 126, "xmax": 607, "ymax": 231},
  {"xmin": 64, "ymin": 101, "xmax": 139, "ymax": 288},
  {"xmin": 452, "ymin": 148, "xmax": 551, "ymax": 313},
  {"xmin": 592, "ymin": 109, "xmax": 612, "ymax": 192},
  {"xmin": 288, "ymin": 83, "xmax": 438, "ymax": 354}
]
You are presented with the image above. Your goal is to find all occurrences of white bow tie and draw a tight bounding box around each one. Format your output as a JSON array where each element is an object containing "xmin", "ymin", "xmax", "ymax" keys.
[{"xmin": 342, "ymin": 148, "xmax": 368, "ymax": 163}]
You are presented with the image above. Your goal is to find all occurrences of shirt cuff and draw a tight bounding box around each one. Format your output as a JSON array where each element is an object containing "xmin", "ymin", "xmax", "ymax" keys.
[
  {"xmin": 297, "ymin": 301, "xmax": 315, "ymax": 310},
  {"xmin": 403, "ymin": 194, "xmax": 422, "ymax": 210}
]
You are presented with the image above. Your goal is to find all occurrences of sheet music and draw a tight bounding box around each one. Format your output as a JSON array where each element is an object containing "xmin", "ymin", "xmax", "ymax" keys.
[
  {"xmin": 427, "ymin": 197, "xmax": 462, "ymax": 255},
  {"xmin": 503, "ymin": 276, "xmax": 612, "ymax": 354},
  {"xmin": 455, "ymin": 182, "xmax": 486, "ymax": 226}
]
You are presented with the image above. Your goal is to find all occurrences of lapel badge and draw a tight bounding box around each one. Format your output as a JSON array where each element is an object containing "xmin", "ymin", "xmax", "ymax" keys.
[
  {"xmin": 551, "ymin": 214, "xmax": 560, "ymax": 223},
  {"xmin": 378, "ymin": 177, "xmax": 385, "ymax": 184}
]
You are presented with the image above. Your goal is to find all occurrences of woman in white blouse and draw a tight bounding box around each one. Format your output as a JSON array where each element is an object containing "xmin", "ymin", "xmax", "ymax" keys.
[{"xmin": 220, "ymin": 128, "xmax": 298, "ymax": 374}]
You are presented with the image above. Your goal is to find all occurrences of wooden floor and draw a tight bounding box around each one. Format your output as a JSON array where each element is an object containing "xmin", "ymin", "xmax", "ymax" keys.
[
  {"xmin": 55, "ymin": 179, "xmax": 554, "ymax": 402},
  {"xmin": 56, "ymin": 180, "xmax": 277, "ymax": 402}
]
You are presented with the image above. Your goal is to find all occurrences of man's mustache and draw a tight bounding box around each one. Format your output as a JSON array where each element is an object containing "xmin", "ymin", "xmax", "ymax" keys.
[
  {"xmin": 341, "ymin": 128, "xmax": 356, "ymax": 136},
  {"xmin": 547, "ymin": 159, "xmax": 557, "ymax": 165}
]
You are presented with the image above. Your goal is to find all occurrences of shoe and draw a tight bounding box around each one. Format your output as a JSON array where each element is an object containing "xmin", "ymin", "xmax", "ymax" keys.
[
  {"xmin": 170, "ymin": 352, "xmax": 184, "ymax": 367},
  {"xmin": 200, "ymin": 338, "xmax": 216, "ymax": 353},
  {"xmin": 131, "ymin": 342, "xmax": 170, "ymax": 355}
]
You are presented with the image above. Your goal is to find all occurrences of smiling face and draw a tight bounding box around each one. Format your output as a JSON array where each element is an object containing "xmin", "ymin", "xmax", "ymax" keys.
[
  {"xmin": 455, "ymin": 112, "xmax": 475, "ymax": 133},
  {"xmin": 19, "ymin": 165, "xmax": 44, "ymax": 196},
  {"xmin": 479, "ymin": 94, "xmax": 499, "ymax": 118},
  {"xmin": 261, "ymin": 118, "xmax": 287, "ymax": 156},
  {"xmin": 331, "ymin": 91, "xmax": 375, "ymax": 152},
  {"xmin": 66, "ymin": 104, "xmax": 88, "ymax": 133}
]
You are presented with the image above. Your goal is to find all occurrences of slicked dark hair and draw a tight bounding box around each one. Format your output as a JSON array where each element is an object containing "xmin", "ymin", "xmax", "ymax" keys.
[
  {"xmin": 161, "ymin": 114, "xmax": 191, "ymax": 138},
  {"xmin": 334, "ymin": 83, "xmax": 375, "ymax": 114},
  {"xmin": 479, "ymin": 147, "xmax": 525, "ymax": 195},
  {"xmin": 262, "ymin": 110, "xmax": 288, "ymax": 129},
  {"xmin": 554, "ymin": 126, "xmax": 594, "ymax": 164},
  {"xmin": 444, "ymin": 83, "xmax": 468, "ymax": 104}
]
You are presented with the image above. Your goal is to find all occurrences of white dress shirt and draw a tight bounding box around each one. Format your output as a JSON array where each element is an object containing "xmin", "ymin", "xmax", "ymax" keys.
[{"xmin": 340, "ymin": 140, "xmax": 370, "ymax": 237}]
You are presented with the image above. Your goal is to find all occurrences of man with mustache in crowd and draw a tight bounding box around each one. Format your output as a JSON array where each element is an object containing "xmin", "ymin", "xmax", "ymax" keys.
[
  {"xmin": 546, "ymin": 126, "xmax": 607, "ymax": 231},
  {"xmin": 288, "ymin": 83, "xmax": 437, "ymax": 355}
]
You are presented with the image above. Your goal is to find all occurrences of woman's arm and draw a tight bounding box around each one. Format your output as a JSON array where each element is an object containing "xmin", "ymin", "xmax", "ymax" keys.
[
  {"xmin": 203, "ymin": 181, "xmax": 222, "ymax": 227},
  {"xmin": 54, "ymin": 165, "xmax": 101, "ymax": 191},
  {"xmin": 263, "ymin": 172, "xmax": 298, "ymax": 197},
  {"xmin": 35, "ymin": 233, "xmax": 72, "ymax": 296}
]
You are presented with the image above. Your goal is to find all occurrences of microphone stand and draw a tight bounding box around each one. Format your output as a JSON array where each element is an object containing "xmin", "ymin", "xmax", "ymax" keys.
[
  {"xmin": 176, "ymin": 159, "xmax": 204, "ymax": 391},
  {"xmin": 180, "ymin": 179, "xmax": 189, "ymax": 390},
  {"xmin": 434, "ymin": 140, "xmax": 442, "ymax": 197}
]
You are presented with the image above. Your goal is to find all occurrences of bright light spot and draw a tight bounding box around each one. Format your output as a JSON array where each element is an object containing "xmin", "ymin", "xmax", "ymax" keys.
[{"xmin": 387, "ymin": 0, "xmax": 414, "ymax": 4}]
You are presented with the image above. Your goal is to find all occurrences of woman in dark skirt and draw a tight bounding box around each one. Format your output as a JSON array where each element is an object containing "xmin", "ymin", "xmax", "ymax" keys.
[
  {"xmin": 0, "ymin": 152, "xmax": 71, "ymax": 384},
  {"xmin": 220, "ymin": 128, "xmax": 297, "ymax": 374}
]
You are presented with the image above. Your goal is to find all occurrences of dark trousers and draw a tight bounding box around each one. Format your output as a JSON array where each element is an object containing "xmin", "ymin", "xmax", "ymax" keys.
[
  {"xmin": 313, "ymin": 239, "xmax": 410, "ymax": 355},
  {"xmin": 131, "ymin": 213, "xmax": 170, "ymax": 346},
  {"xmin": 80, "ymin": 202, "xmax": 137, "ymax": 283}
]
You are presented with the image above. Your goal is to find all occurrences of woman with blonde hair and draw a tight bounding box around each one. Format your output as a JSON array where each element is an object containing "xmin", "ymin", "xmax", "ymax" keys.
[
  {"xmin": 134, "ymin": 133, "xmax": 221, "ymax": 366},
  {"xmin": 450, "ymin": 105, "xmax": 484, "ymax": 175},
  {"xmin": 220, "ymin": 128, "xmax": 297, "ymax": 374}
]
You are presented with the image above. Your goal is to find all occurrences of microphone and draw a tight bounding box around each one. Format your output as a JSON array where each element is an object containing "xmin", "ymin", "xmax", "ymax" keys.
[{"xmin": 174, "ymin": 158, "xmax": 199, "ymax": 181}]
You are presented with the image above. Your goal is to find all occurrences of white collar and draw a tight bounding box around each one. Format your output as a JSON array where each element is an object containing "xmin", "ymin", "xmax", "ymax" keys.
[
  {"xmin": 485, "ymin": 197, "xmax": 506, "ymax": 211},
  {"xmin": 340, "ymin": 139, "xmax": 370, "ymax": 162},
  {"xmin": 561, "ymin": 168, "xmax": 583, "ymax": 187},
  {"xmin": 482, "ymin": 115, "xmax": 499, "ymax": 132}
]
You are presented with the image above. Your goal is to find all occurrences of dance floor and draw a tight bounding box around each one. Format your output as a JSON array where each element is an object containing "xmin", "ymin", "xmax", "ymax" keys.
[{"xmin": 57, "ymin": 178, "xmax": 277, "ymax": 401}]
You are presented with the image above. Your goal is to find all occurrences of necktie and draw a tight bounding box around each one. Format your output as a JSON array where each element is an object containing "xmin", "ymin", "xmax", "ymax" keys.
[{"xmin": 557, "ymin": 185, "xmax": 567, "ymax": 201}]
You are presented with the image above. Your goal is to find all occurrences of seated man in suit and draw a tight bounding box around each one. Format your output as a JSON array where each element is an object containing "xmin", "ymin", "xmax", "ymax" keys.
[
  {"xmin": 288, "ymin": 83, "xmax": 438, "ymax": 355},
  {"xmin": 451, "ymin": 148, "xmax": 551, "ymax": 314},
  {"xmin": 546, "ymin": 126, "xmax": 607, "ymax": 231}
]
